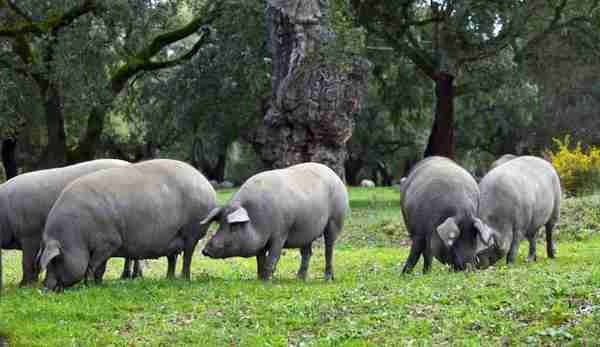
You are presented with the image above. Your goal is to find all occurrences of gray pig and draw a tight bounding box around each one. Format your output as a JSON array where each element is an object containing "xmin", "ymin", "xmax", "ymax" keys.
[
  {"xmin": 201, "ymin": 162, "xmax": 348, "ymax": 281},
  {"xmin": 489, "ymin": 154, "xmax": 517, "ymax": 171},
  {"xmin": 400, "ymin": 157, "xmax": 492, "ymax": 273},
  {"xmin": 473, "ymin": 156, "xmax": 561, "ymax": 267},
  {"xmin": 0, "ymin": 159, "xmax": 137, "ymax": 286},
  {"xmin": 38, "ymin": 159, "xmax": 216, "ymax": 290}
]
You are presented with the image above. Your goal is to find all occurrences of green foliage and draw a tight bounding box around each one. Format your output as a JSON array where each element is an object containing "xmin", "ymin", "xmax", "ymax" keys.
[
  {"xmin": 1, "ymin": 189, "xmax": 600, "ymax": 346},
  {"xmin": 111, "ymin": 0, "xmax": 268, "ymax": 179}
]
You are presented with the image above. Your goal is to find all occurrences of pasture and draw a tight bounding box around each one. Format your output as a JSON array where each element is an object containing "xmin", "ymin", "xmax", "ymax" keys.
[{"xmin": 1, "ymin": 188, "xmax": 600, "ymax": 346}]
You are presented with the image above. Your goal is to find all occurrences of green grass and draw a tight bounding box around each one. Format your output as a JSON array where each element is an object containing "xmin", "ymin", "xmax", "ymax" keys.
[{"xmin": 1, "ymin": 188, "xmax": 600, "ymax": 346}]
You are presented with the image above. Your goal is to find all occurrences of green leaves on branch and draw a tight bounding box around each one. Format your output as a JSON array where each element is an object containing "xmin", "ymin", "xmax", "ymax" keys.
[
  {"xmin": 0, "ymin": 0, "xmax": 97, "ymax": 37},
  {"xmin": 109, "ymin": 1, "xmax": 224, "ymax": 93}
]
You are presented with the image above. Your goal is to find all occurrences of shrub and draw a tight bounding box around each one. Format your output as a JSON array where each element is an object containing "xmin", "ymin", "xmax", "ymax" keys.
[{"xmin": 546, "ymin": 135, "xmax": 600, "ymax": 195}]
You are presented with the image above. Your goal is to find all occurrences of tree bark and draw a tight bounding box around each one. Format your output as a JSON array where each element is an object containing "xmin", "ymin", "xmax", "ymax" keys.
[
  {"xmin": 70, "ymin": 104, "xmax": 109, "ymax": 163},
  {"xmin": 424, "ymin": 73, "xmax": 454, "ymax": 158},
  {"xmin": 1, "ymin": 138, "xmax": 17, "ymax": 180},
  {"xmin": 253, "ymin": 0, "xmax": 368, "ymax": 178},
  {"xmin": 42, "ymin": 83, "xmax": 67, "ymax": 168},
  {"xmin": 213, "ymin": 152, "xmax": 226, "ymax": 182}
]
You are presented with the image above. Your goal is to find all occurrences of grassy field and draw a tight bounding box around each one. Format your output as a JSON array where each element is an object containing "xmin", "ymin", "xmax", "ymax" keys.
[{"xmin": 1, "ymin": 188, "xmax": 599, "ymax": 346}]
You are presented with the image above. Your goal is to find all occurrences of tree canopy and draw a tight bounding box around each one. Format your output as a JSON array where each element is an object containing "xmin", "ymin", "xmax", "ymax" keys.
[{"xmin": 1, "ymin": 0, "xmax": 599, "ymax": 184}]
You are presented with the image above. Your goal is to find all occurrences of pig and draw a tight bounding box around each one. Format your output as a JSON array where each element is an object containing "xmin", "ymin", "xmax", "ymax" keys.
[
  {"xmin": 360, "ymin": 179, "xmax": 375, "ymax": 187},
  {"xmin": 0, "ymin": 159, "xmax": 140, "ymax": 286},
  {"xmin": 200, "ymin": 162, "xmax": 348, "ymax": 281},
  {"xmin": 400, "ymin": 156, "xmax": 491, "ymax": 273},
  {"xmin": 470, "ymin": 156, "xmax": 561, "ymax": 267},
  {"xmin": 38, "ymin": 159, "xmax": 216, "ymax": 291},
  {"xmin": 489, "ymin": 154, "xmax": 517, "ymax": 171}
]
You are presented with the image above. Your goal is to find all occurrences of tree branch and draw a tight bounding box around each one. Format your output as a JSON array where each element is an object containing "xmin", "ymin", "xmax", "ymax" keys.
[
  {"xmin": 353, "ymin": 1, "xmax": 437, "ymax": 80},
  {"xmin": 110, "ymin": 28, "xmax": 212, "ymax": 93},
  {"xmin": 513, "ymin": 0, "xmax": 599, "ymax": 63},
  {"xmin": 0, "ymin": 0, "xmax": 96, "ymax": 37},
  {"xmin": 74, "ymin": 2, "xmax": 224, "ymax": 162},
  {"xmin": 49, "ymin": 0, "xmax": 97, "ymax": 35}
]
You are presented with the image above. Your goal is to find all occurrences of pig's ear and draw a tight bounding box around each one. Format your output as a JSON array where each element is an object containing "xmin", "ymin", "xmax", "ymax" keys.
[
  {"xmin": 200, "ymin": 208, "xmax": 222, "ymax": 225},
  {"xmin": 473, "ymin": 217, "xmax": 494, "ymax": 246},
  {"xmin": 39, "ymin": 241, "xmax": 61, "ymax": 271},
  {"xmin": 436, "ymin": 217, "xmax": 460, "ymax": 248},
  {"xmin": 226, "ymin": 207, "xmax": 250, "ymax": 224}
]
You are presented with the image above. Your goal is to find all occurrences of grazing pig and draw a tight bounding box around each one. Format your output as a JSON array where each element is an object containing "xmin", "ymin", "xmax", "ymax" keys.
[
  {"xmin": 201, "ymin": 162, "xmax": 348, "ymax": 281},
  {"xmin": 0, "ymin": 159, "xmax": 135, "ymax": 286},
  {"xmin": 400, "ymin": 157, "xmax": 489, "ymax": 273},
  {"xmin": 472, "ymin": 156, "xmax": 561, "ymax": 267},
  {"xmin": 38, "ymin": 159, "xmax": 216, "ymax": 291},
  {"xmin": 489, "ymin": 154, "xmax": 517, "ymax": 171}
]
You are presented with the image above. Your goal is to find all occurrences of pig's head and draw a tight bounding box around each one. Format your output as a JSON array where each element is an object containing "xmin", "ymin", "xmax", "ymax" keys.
[
  {"xmin": 200, "ymin": 205, "xmax": 265, "ymax": 259},
  {"xmin": 436, "ymin": 216, "xmax": 498, "ymax": 271},
  {"xmin": 38, "ymin": 239, "xmax": 87, "ymax": 291}
]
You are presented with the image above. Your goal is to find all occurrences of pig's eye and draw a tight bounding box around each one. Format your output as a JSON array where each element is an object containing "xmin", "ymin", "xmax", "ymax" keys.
[{"xmin": 229, "ymin": 223, "xmax": 241, "ymax": 232}]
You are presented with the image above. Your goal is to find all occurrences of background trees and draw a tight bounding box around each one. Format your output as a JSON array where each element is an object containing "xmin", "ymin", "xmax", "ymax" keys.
[
  {"xmin": 347, "ymin": 0, "xmax": 600, "ymax": 158},
  {"xmin": 1, "ymin": 0, "xmax": 599, "ymax": 184},
  {"xmin": 1, "ymin": 0, "xmax": 221, "ymax": 167}
]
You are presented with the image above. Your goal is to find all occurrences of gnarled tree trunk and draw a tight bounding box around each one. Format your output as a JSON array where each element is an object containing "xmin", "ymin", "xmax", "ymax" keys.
[{"xmin": 253, "ymin": 0, "xmax": 367, "ymax": 178}]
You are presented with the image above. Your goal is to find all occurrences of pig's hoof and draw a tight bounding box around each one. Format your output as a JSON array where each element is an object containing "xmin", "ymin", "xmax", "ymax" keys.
[
  {"xmin": 324, "ymin": 272, "xmax": 334, "ymax": 281},
  {"xmin": 525, "ymin": 255, "xmax": 537, "ymax": 263}
]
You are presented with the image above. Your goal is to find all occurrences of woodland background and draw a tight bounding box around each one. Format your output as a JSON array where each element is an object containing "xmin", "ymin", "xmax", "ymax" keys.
[{"xmin": 1, "ymin": 0, "xmax": 600, "ymax": 186}]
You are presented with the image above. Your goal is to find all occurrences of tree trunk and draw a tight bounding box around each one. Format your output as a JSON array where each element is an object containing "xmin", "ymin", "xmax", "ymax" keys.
[
  {"xmin": 213, "ymin": 152, "xmax": 227, "ymax": 182},
  {"xmin": 70, "ymin": 104, "xmax": 109, "ymax": 163},
  {"xmin": 1, "ymin": 139, "xmax": 17, "ymax": 180},
  {"xmin": 40, "ymin": 82, "xmax": 67, "ymax": 168},
  {"xmin": 344, "ymin": 157, "xmax": 364, "ymax": 186},
  {"xmin": 424, "ymin": 73, "xmax": 454, "ymax": 158},
  {"xmin": 200, "ymin": 152, "xmax": 227, "ymax": 182},
  {"xmin": 253, "ymin": 0, "xmax": 368, "ymax": 178},
  {"xmin": 375, "ymin": 161, "xmax": 392, "ymax": 186}
]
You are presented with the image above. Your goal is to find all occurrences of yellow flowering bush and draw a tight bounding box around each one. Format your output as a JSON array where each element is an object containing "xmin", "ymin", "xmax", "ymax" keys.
[{"xmin": 546, "ymin": 135, "xmax": 600, "ymax": 195}]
